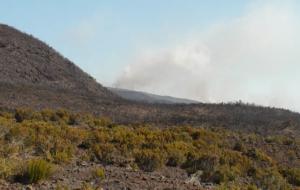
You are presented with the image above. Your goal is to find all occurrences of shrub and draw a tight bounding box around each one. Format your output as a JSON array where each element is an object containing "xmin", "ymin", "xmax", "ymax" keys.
[
  {"xmin": 191, "ymin": 131, "xmax": 201, "ymax": 140},
  {"xmin": 211, "ymin": 166, "xmax": 237, "ymax": 184},
  {"xmin": 67, "ymin": 114, "xmax": 82, "ymax": 125},
  {"xmin": 286, "ymin": 150, "xmax": 297, "ymax": 161},
  {"xmin": 247, "ymin": 184, "xmax": 259, "ymax": 190},
  {"xmin": 246, "ymin": 148, "xmax": 274, "ymax": 165},
  {"xmin": 265, "ymin": 136, "xmax": 294, "ymax": 146},
  {"xmin": 93, "ymin": 143, "xmax": 117, "ymax": 164},
  {"xmin": 219, "ymin": 150, "xmax": 252, "ymax": 177},
  {"xmin": 19, "ymin": 159, "xmax": 53, "ymax": 184},
  {"xmin": 50, "ymin": 141, "xmax": 74, "ymax": 164},
  {"xmin": 15, "ymin": 109, "xmax": 32, "ymax": 123},
  {"xmin": 255, "ymin": 168, "xmax": 291, "ymax": 190},
  {"xmin": 265, "ymin": 136, "xmax": 280, "ymax": 144},
  {"xmin": 0, "ymin": 158, "xmax": 15, "ymax": 180},
  {"xmin": 134, "ymin": 149, "xmax": 165, "ymax": 172},
  {"xmin": 165, "ymin": 142, "xmax": 189, "ymax": 167},
  {"xmin": 53, "ymin": 109, "xmax": 70, "ymax": 124},
  {"xmin": 93, "ymin": 117, "xmax": 111, "ymax": 128},
  {"xmin": 0, "ymin": 111, "xmax": 13, "ymax": 119},
  {"xmin": 50, "ymin": 114, "xmax": 61, "ymax": 122},
  {"xmin": 183, "ymin": 153, "xmax": 219, "ymax": 175},
  {"xmin": 233, "ymin": 142, "xmax": 245, "ymax": 152},
  {"xmin": 51, "ymin": 151, "xmax": 72, "ymax": 164},
  {"xmin": 281, "ymin": 168, "xmax": 300, "ymax": 186},
  {"xmin": 55, "ymin": 184, "xmax": 70, "ymax": 190},
  {"xmin": 166, "ymin": 149, "xmax": 186, "ymax": 167},
  {"xmin": 81, "ymin": 182, "xmax": 95, "ymax": 190},
  {"xmin": 282, "ymin": 138, "xmax": 294, "ymax": 146},
  {"xmin": 92, "ymin": 167, "xmax": 105, "ymax": 180}
]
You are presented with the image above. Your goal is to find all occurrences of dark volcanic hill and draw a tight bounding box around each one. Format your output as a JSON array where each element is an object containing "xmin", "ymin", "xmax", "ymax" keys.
[
  {"xmin": 0, "ymin": 24, "xmax": 121, "ymax": 109},
  {"xmin": 1, "ymin": 24, "xmax": 300, "ymax": 136}
]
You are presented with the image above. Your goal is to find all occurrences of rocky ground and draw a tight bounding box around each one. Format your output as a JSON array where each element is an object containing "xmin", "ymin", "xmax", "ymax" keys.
[{"xmin": 0, "ymin": 160, "xmax": 211, "ymax": 190}]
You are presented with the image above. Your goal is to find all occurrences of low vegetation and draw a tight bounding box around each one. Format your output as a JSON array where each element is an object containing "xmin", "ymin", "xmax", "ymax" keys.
[
  {"xmin": 14, "ymin": 159, "xmax": 53, "ymax": 184},
  {"xmin": 0, "ymin": 108, "xmax": 299, "ymax": 189},
  {"xmin": 92, "ymin": 167, "xmax": 105, "ymax": 181}
]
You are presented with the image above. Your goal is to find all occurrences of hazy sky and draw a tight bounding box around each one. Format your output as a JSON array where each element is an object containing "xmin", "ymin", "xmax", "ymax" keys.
[{"xmin": 1, "ymin": 0, "xmax": 300, "ymax": 111}]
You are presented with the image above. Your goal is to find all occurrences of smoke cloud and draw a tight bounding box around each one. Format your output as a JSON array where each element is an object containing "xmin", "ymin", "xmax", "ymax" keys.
[{"xmin": 114, "ymin": 2, "xmax": 300, "ymax": 112}]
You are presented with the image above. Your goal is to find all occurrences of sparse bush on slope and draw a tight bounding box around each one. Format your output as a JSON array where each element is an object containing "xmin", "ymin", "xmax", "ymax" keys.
[
  {"xmin": 0, "ymin": 109, "xmax": 299, "ymax": 189},
  {"xmin": 17, "ymin": 159, "xmax": 53, "ymax": 184},
  {"xmin": 134, "ymin": 149, "xmax": 166, "ymax": 172}
]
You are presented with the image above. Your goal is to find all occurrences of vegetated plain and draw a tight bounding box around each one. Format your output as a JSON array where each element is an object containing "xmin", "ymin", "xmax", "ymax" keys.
[{"xmin": 0, "ymin": 109, "xmax": 299, "ymax": 190}]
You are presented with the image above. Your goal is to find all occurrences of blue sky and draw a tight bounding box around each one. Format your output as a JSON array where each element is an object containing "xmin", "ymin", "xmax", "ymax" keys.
[
  {"xmin": 1, "ymin": 1, "xmax": 300, "ymax": 111},
  {"xmin": 0, "ymin": 0, "xmax": 248, "ymax": 84}
]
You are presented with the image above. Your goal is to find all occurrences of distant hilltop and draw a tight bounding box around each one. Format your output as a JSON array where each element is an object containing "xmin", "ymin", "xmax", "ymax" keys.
[{"xmin": 108, "ymin": 87, "xmax": 199, "ymax": 104}]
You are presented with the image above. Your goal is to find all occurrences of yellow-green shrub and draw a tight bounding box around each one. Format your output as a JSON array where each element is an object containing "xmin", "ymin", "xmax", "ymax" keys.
[
  {"xmin": 93, "ymin": 143, "xmax": 117, "ymax": 164},
  {"xmin": 92, "ymin": 167, "xmax": 105, "ymax": 180},
  {"xmin": 20, "ymin": 159, "xmax": 53, "ymax": 184},
  {"xmin": 183, "ymin": 153, "xmax": 219, "ymax": 176},
  {"xmin": 134, "ymin": 149, "xmax": 165, "ymax": 172},
  {"xmin": 254, "ymin": 168, "xmax": 291, "ymax": 190},
  {"xmin": 165, "ymin": 142, "xmax": 191, "ymax": 167},
  {"xmin": 0, "ymin": 109, "xmax": 298, "ymax": 189},
  {"xmin": 0, "ymin": 158, "xmax": 16, "ymax": 180},
  {"xmin": 281, "ymin": 168, "xmax": 300, "ymax": 186}
]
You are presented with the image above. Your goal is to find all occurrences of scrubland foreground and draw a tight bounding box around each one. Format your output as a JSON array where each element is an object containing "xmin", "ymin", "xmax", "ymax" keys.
[{"xmin": 0, "ymin": 109, "xmax": 299, "ymax": 190}]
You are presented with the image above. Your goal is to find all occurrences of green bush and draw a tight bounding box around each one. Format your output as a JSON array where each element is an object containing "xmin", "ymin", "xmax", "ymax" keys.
[
  {"xmin": 51, "ymin": 151, "xmax": 72, "ymax": 164},
  {"xmin": 0, "ymin": 158, "xmax": 15, "ymax": 180},
  {"xmin": 211, "ymin": 166, "xmax": 237, "ymax": 184},
  {"xmin": 255, "ymin": 168, "xmax": 291, "ymax": 190},
  {"xmin": 246, "ymin": 148, "xmax": 274, "ymax": 165},
  {"xmin": 183, "ymin": 153, "xmax": 219, "ymax": 175},
  {"xmin": 92, "ymin": 167, "xmax": 105, "ymax": 180},
  {"xmin": 233, "ymin": 142, "xmax": 245, "ymax": 152},
  {"xmin": 21, "ymin": 159, "xmax": 53, "ymax": 184},
  {"xmin": 67, "ymin": 114, "xmax": 80, "ymax": 125},
  {"xmin": 247, "ymin": 184, "xmax": 259, "ymax": 190},
  {"xmin": 281, "ymin": 168, "xmax": 300, "ymax": 186},
  {"xmin": 165, "ymin": 142, "xmax": 189, "ymax": 167},
  {"xmin": 93, "ymin": 143, "xmax": 117, "ymax": 164},
  {"xmin": 50, "ymin": 141, "xmax": 74, "ymax": 164},
  {"xmin": 15, "ymin": 109, "xmax": 32, "ymax": 123},
  {"xmin": 134, "ymin": 149, "xmax": 165, "ymax": 172},
  {"xmin": 166, "ymin": 149, "xmax": 186, "ymax": 167}
]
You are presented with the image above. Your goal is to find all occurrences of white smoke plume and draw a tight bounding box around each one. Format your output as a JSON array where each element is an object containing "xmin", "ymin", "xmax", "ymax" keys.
[{"xmin": 114, "ymin": 2, "xmax": 300, "ymax": 112}]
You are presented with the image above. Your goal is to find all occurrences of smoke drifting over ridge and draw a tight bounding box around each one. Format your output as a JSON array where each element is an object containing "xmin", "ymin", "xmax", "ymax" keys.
[{"xmin": 114, "ymin": 2, "xmax": 300, "ymax": 112}]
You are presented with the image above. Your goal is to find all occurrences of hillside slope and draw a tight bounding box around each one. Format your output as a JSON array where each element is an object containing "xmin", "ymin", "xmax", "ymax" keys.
[
  {"xmin": 0, "ymin": 24, "xmax": 300, "ymax": 136},
  {"xmin": 0, "ymin": 24, "xmax": 119, "ymax": 104}
]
